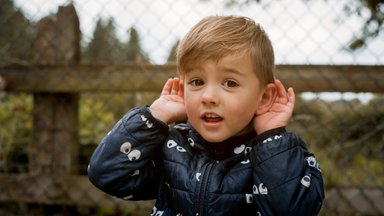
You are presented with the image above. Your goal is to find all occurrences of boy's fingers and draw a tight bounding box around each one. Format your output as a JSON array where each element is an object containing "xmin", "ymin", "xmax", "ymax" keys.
[
  {"xmin": 288, "ymin": 87, "xmax": 295, "ymax": 105},
  {"xmin": 161, "ymin": 78, "xmax": 173, "ymax": 95},
  {"xmin": 275, "ymin": 80, "xmax": 288, "ymax": 102},
  {"xmin": 171, "ymin": 77, "xmax": 179, "ymax": 95},
  {"xmin": 178, "ymin": 79, "xmax": 184, "ymax": 97}
]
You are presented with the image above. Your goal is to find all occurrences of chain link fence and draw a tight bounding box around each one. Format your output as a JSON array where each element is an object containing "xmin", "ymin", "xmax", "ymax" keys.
[{"xmin": 0, "ymin": 0, "xmax": 383, "ymax": 215}]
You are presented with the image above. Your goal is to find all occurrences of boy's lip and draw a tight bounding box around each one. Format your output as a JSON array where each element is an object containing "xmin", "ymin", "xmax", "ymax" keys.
[{"xmin": 201, "ymin": 112, "xmax": 223, "ymax": 122}]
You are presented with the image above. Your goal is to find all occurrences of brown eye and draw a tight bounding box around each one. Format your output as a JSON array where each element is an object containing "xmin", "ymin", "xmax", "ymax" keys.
[
  {"xmin": 191, "ymin": 79, "xmax": 204, "ymax": 86},
  {"xmin": 224, "ymin": 80, "xmax": 239, "ymax": 88}
]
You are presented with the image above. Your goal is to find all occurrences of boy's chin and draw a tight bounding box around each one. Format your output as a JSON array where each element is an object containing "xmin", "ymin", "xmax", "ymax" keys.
[
  {"xmin": 196, "ymin": 125, "xmax": 253, "ymax": 143},
  {"xmin": 199, "ymin": 132, "xmax": 231, "ymax": 143}
]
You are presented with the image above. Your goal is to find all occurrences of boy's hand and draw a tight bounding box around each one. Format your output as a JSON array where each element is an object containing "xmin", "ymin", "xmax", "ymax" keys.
[
  {"xmin": 253, "ymin": 80, "xmax": 295, "ymax": 134},
  {"xmin": 150, "ymin": 77, "xmax": 187, "ymax": 124}
]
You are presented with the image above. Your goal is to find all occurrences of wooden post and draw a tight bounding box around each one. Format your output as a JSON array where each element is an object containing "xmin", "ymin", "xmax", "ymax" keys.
[{"xmin": 30, "ymin": 4, "xmax": 80, "ymax": 175}]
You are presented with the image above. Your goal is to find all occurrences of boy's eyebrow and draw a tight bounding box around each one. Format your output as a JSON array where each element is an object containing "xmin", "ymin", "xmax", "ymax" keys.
[
  {"xmin": 220, "ymin": 66, "xmax": 247, "ymax": 77},
  {"xmin": 184, "ymin": 67, "xmax": 201, "ymax": 74}
]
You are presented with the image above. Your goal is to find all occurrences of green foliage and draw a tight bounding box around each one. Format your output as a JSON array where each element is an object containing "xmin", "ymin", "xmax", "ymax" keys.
[
  {"xmin": 79, "ymin": 94, "xmax": 115, "ymax": 145},
  {"xmin": 0, "ymin": 93, "xmax": 32, "ymax": 172},
  {"xmin": 79, "ymin": 92, "xmax": 158, "ymax": 146},
  {"xmin": 289, "ymin": 94, "xmax": 384, "ymax": 187}
]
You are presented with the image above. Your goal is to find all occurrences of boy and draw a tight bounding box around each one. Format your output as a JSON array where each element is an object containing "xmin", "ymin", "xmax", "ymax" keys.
[{"xmin": 88, "ymin": 15, "xmax": 324, "ymax": 215}]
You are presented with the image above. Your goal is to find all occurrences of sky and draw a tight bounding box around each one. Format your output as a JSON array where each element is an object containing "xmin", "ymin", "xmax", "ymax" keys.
[{"xmin": 13, "ymin": 0, "xmax": 384, "ymax": 65}]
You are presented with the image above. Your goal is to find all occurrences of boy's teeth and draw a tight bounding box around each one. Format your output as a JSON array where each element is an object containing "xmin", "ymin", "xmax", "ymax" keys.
[
  {"xmin": 206, "ymin": 114, "xmax": 218, "ymax": 118},
  {"xmin": 204, "ymin": 114, "xmax": 223, "ymax": 122}
]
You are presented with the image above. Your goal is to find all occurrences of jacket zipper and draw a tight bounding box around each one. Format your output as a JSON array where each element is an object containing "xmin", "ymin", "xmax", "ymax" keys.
[{"xmin": 195, "ymin": 162, "xmax": 214, "ymax": 216}]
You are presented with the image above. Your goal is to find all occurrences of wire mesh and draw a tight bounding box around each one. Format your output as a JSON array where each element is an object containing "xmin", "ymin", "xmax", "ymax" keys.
[{"xmin": 0, "ymin": 0, "xmax": 383, "ymax": 215}]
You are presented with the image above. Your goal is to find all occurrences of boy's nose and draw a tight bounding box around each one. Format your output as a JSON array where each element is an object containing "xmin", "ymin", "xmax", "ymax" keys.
[{"xmin": 201, "ymin": 86, "xmax": 219, "ymax": 105}]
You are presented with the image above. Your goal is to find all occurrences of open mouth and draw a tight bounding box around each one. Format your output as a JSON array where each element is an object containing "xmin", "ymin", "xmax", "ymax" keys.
[{"xmin": 202, "ymin": 113, "xmax": 223, "ymax": 122}]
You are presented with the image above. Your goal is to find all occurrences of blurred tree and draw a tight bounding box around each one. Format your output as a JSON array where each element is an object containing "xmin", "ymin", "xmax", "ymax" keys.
[
  {"xmin": 166, "ymin": 40, "xmax": 179, "ymax": 63},
  {"xmin": 83, "ymin": 17, "xmax": 124, "ymax": 64},
  {"xmin": 0, "ymin": 0, "xmax": 34, "ymax": 65},
  {"xmin": 124, "ymin": 27, "xmax": 149, "ymax": 63},
  {"xmin": 342, "ymin": 0, "xmax": 383, "ymax": 50},
  {"xmin": 83, "ymin": 19, "xmax": 150, "ymax": 64},
  {"xmin": 211, "ymin": 0, "xmax": 383, "ymax": 50}
]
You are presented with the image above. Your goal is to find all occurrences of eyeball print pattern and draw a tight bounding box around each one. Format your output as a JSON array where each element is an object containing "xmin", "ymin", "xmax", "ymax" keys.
[
  {"xmin": 118, "ymin": 114, "xmax": 157, "ymax": 162},
  {"xmin": 128, "ymin": 149, "xmax": 141, "ymax": 161},
  {"xmin": 141, "ymin": 114, "xmax": 153, "ymax": 128},
  {"xmin": 306, "ymin": 155, "xmax": 321, "ymax": 172},
  {"xmin": 234, "ymin": 144, "xmax": 252, "ymax": 164},
  {"xmin": 253, "ymin": 183, "xmax": 268, "ymax": 195},
  {"xmin": 241, "ymin": 159, "xmax": 250, "ymax": 164},
  {"xmin": 167, "ymin": 140, "xmax": 186, "ymax": 153},
  {"xmin": 167, "ymin": 140, "xmax": 178, "ymax": 148},
  {"xmin": 262, "ymin": 135, "xmax": 283, "ymax": 144},
  {"xmin": 119, "ymin": 142, "xmax": 142, "ymax": 161},
  {"xmin": 233, "ymin": 144, "xmax": 252, "ymax": 156},
  {"xmin": 301, "ymin": 175, "xmax": 311, "ymax": 187},
  {"xmin": 245, "ymin": 193, "xmax": 253, "ymax": 203},
  {"xmin": 187, "ymin": 137, "xmax": 195, "ymax": 147},
  {"xmin": 150, "ymin": 206, "xmax": 164, "ymax": 216},
  {"xmin": 120, "ymin": 142, "xmax": 132, "ymax": 154},
  {"xmin": 233, "ymin": 144, "xmax": 245, "ymax": 154}
]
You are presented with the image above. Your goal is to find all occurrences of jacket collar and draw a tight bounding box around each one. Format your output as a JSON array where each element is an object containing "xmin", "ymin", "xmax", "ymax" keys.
[{"xmin": 184, "ymin": 122, "xmax": 257, "ymax": 161}]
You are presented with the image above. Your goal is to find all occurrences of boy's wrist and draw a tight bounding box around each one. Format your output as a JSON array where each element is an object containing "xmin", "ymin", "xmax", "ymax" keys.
[
  {"xmin": 140, "ymin": 106, "xmax": 169, "ymax": 132},
  {"xmin": 254, "ymin": 127, "xmax": 286, "ymax": 144},
  {"xmin": 148, "ymin": 105, "xmax": 172, "ymax": 124},
  {"xmin": 255, "ymin": 123, "xmax": 288, "ymax": 135}
]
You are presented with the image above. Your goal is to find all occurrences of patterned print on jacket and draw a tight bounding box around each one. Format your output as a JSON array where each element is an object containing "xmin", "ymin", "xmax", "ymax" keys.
[{"xmin": 88, "ymin": 106, "xmax": 324, "ymax": 216}]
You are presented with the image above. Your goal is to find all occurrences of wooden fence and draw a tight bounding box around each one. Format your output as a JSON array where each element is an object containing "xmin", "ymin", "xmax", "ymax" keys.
[{"xmin": 0, "ymin": 4, "xmax": 383, "ymax": 215}]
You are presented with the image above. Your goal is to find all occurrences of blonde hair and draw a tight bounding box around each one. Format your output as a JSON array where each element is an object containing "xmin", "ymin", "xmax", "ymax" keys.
[{"xmin": 177, "ymin": 15, "xmax": 275, "ymax": 86}]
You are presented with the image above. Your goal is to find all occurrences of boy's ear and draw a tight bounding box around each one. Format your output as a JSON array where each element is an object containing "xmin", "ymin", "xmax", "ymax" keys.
[{"xmin": 256, "ymin": 83, "xmax": 277, "ymax": 115}]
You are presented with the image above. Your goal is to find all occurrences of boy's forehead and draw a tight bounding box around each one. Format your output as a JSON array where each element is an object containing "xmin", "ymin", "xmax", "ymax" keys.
[
  {"xmin": 183, "ymin": 51, "xmax": 249, "ymax": 70},
  {"xmin": 182, "ymin": 58, "xmax": 217, "ymax": 73},
  {"xmin": 183, "ymin": 53, "xmax": 254, "ymax": 75}
]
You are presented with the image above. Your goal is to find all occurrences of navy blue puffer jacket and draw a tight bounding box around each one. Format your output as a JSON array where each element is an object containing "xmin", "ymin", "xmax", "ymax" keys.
[{"xmin": 88, "ymin": 106, "xmax": 324, "ymax": 216}]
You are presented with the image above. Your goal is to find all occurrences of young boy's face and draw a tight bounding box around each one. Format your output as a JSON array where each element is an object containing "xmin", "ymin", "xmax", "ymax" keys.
[{"xmin": 183, "ymin": 53, "xmax": 265, "ymax": 143}]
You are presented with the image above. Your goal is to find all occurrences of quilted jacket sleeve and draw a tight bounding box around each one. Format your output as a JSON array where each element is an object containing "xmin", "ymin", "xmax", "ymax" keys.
[
  {"xmin": 87, "ymin": 106, "xmax": 169, "ymax": 200},
  {"xmin": 250, "ymin": 128, "xmax": 324, "ymax": 216}
]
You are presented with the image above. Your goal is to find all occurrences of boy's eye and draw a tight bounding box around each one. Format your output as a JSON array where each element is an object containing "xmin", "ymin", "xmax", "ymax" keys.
[
  {"xmin": 190, "ymin": 79, "xmax": 204, "ymax": 86},
  {"xmin": 224, "ymin": 80, "xmax": 239, "ymax": 88}
]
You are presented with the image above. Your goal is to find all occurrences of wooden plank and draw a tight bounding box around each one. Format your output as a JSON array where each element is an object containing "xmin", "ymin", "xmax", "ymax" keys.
[
  {"xmin": 0, "ymin": 64, "xmax": 383, "ymax": 93},
  {"xmin": 31, "ymin": 93, "xmax": 79, "ymax": 174},
  {"xmin": 29, "ymin": 4, "xmax": 80, "ymax": 175},
  {"xmin": 276, "ymin": 65, "xmax": 384, "ymax": 93},
  {"xmin": 0, "ymin": 64, "xmax": 176, "ymax": 93},
  {"xmin": 0, "ymin": 174, "xmax": 154, "ymax": 208}
]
